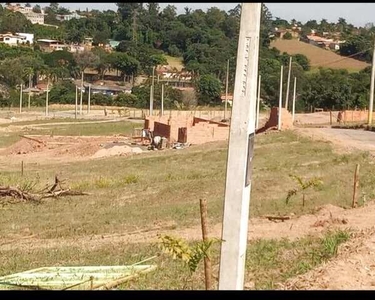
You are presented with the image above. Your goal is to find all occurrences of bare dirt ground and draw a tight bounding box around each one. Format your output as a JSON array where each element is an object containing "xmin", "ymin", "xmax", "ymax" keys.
[
  {"xmin": 0, "ymin": 135, "xmax": 144, "ymax": 163},
  {"xmin": 2, "ymin": 201, "xmax": 374, "ymax": 252},
  {"xmin": 297, "ymin": 127, "xmax": 375, "ymax": 155}
]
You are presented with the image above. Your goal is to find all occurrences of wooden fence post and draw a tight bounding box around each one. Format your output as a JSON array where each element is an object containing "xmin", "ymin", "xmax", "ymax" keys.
[
  {"xmin": 352, "ymin": 164, "xmax": 360, "ymax": 208},
  {"xmin": 200, "ymin": 199, "xmax": 212, "ymax": 290}
]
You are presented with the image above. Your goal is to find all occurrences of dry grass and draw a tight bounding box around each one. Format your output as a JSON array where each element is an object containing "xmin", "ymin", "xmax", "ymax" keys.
[
  {"xmin": 271, "ymin": 39, "xmax": 369, "ymax": 71},
  {"xmin": 0, "ymin": 127, "xmax": 374, "ymax": 289}
]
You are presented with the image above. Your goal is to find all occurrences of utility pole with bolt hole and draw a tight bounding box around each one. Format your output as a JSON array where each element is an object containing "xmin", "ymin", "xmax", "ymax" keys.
[
  {"xmin": 285, "ymin": 56, "xmax": 292, "ymax": 109},
  {"xmin": 368, "ymin": 39, "xmax": 375, "ymax": 125},
  {"xmin": 218, "ymin": 3, "xmax": 261, "ymax": 290},
  {"xmin": 278, "ymin": 65, "xmax": 284, "ymax": 130}
]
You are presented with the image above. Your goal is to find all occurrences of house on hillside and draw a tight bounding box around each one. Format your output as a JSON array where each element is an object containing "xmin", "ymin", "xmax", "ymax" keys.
[
  {"xmin": 81, "ymin": 82, "xmax": 131, "ymax": 96},
  {"xmin": 6, "ymin": 4, "xmax": 45, "ymax": 24},
  {"xmin": 56, "ymin": 11, "xmax": 85, "ymax": 22},
  {"xmin": 37, "ymin": 39, "xmax": 69, "ymax": 52}
]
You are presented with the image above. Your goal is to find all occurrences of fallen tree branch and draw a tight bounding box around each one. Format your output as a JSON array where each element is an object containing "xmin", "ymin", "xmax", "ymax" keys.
[
  {"xmin": 19, "ymin": 135, "xmax": 45, "ymax": 145},
  {"xmin": 0, "ymin": 187, "xmax": 89, "ymax": 203},
  {"xmin": 264, "ymin": 215, "xmax": 291, "ymax": 222}
]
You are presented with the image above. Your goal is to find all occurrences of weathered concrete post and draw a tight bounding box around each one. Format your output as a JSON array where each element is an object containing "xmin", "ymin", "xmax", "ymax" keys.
[{"xmin": 218, "ymin": 3, "xmax": 261, "ymax": 290}]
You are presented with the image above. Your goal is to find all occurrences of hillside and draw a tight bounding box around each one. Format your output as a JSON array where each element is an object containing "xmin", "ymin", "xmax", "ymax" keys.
[{"xmin": 271, "ymin": 39, "xmax": 370, "ymax": 72}]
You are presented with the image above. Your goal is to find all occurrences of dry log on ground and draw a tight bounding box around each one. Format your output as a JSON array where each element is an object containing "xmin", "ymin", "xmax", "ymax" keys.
[
  {"xmin": 19, "ymin": 135, "xmax": 45, "ymax": 145},
  {"xmin": 264, "ymin": 215, "xmax": 291, "ymax": 222}
]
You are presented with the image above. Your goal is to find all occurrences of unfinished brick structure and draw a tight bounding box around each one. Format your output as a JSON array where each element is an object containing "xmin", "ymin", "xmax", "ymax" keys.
[
  {"xmin": 337, "ymin": 110, "xmax": 372, "ymax": 123},
  {"xmin": 144, "ymin": 115, "xmax": 229, "ymax": 145},
  {"xmin": 263, "ymin": 107, "xmax": 294, "ymax": 130}
]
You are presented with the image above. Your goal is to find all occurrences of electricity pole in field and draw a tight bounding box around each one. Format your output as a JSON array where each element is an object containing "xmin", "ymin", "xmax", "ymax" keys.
[
  {"xmin": 218, "ymin": 2, "xmax": 261, "ymax": 290},
  {"xmin": 45, "ymin": 80, "xmax": 49, "ymax": 116},
  {"xmin": 368, "ymin": 39, "xmax": 375, "ymax": 125},
  {"xmin": 75, "ymin": 85, "xmax": 78, "ymax": 119},
  {"xmin": 278, "ymin": 65, "xmax": 284, "ymax": 130},
  {"xmin": 161, "ymin": 83, "xmax": 164, "ymax": 116},
  {"xmin": 256, "ymin": 74, "xmax": 261, "ymax": 129},
  {"xmin": 80, "ymin": 72, "xmax": 84, "ymax": 115},
  {"xmin": 87, "ymin": 84, "xmax": 91, "ymax": 114},
  {"xmin": 150, "ymin": 66, "xmax": 155, "ymax": 116},
  {"xmin": 285, "ymin": 56, "xmax": 292, "ymax": 109},
  {"xmin": 19, "ymin": 84, "xmax": 23, "ymax": 114},
  {"xmin": 292, "ymin": 77, "xmax": 297, "ymax": 122}
]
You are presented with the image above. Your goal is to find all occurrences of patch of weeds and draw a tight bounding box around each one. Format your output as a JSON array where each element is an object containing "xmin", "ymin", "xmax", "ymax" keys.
[
  {"xmin": 165, "ymin": 173, "xmax": 181, "ymax": 181},
  {"xmin": 94, "ymin": 176, "xmax": 113, "ymax": 189},
  {"xmin": 333, "ymin": 154, "xmax": 350, "ymax": 164},
  {"xmin": 71, "ymin": 181, "xmax": 91, "ymax": 191},
  {"xmin": 118, "ymin": 175, "xmax": 139, "ymax": 185},
  {"xmin": 312, "ymin": 229, "xmax": 350, "ymax": 263},
  {"xmin": 246, "ymin": 229, "xmax": 351, "ymax": 289}
]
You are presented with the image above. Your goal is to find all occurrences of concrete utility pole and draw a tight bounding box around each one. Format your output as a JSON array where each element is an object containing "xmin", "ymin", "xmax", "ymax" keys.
[
  {"xmin": 45, "ymin": 80, "xmax": 49, "ymax": 116},
  {"xmin": 369, "ymin": 39, "xmax": 375, "ymax": 125},
  {"xmin": 256, "ymin": 74, "xmax": 261, "ymax": 129},
  {"xmin": 292, "ymin": 77, "xmax": 297, "ymax": 123},
  {"xmin": 278, "ymin": 65, "xmax": 284, "ymax": 130},
  {"xmin": 161, "ymin": 83, "xmax": 164, "ymax": 116},
  {"xmin": 87, "ymin": 84, "xmax": 91, "ymax": 114},
  {"xmin": 19, "ymin": 84, "xmax": 23, "ymax": 114},
  {"xmin": 75, "ymin": 85, "xmax": 78, "ymax": 119},
  {"xmin": 218, "ymin": 3, "xmax": 261, "ymax": 290},
  {"xmin": 285, "ymin": 56, "xmax": 292, "ymax": 109},
  {"xmin": 28, "ymin": 74, "xmax": 32, "ymax": 109},
  {"xmin": 80, "ymin": 72, "xmax": 84, "ymax": 115},
  {"xmin": 149, "ymin": 66, "xmax": 155, "ymax": 116},
  {"xmin": 224, "ymin": 59, "xmax": 230, "ymax": 120}
]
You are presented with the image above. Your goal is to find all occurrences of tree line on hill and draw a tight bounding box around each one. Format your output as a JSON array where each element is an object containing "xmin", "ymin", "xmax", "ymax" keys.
[{"xmin": 0, "ymin": 3, "xmax": 373, "ymax": 111}]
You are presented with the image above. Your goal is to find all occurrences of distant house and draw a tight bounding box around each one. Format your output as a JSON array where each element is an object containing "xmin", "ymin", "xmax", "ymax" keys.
[
  {"xmin": 273, "ymin": 27, "xmax": 299, "ymax": 39},
  {"xmin": 37, "ymin": 39, "xmax": 69, "ymax": 52},
  {"xmin": 6, "ymin": 4, "xmax": 45, "ymax": 24},
  {"xmin": 56, "ymin": 11, "xmax": 85, "ymax": 22},
  {"xmin": 0, "ymin": 32, "xmax": 34, "ymax": 46},
  {"xmin": 79, "ymin": 82, "xmax": 131, "ymax": 96},
  {"xmin": 221, "ymin": 94, "xmax": 233, "ymax": 106}
]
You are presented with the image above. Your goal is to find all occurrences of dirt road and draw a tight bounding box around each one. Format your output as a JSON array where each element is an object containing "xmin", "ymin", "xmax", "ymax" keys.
[{"xmin": 297, "ymin": 127, "xmax": 375, "ymax": 155}]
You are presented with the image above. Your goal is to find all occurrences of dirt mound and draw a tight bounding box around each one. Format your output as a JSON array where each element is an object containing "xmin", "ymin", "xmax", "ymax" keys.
[
  {"xmin": 1, "ymin": 137, "xmax": 47, "ymax": 155},
  {"xmin": 0, "ymin": 135, "xmax": 142, "ymax": 160}
]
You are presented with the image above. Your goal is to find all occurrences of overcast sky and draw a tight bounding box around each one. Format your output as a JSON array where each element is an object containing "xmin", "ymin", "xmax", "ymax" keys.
[{"xmin": 25, "ymin": 3, "xmax": 375, "ymax": 27}]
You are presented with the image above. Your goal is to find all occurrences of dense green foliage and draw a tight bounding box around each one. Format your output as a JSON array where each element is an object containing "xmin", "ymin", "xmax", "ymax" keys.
[{"xmin": 0, "ymin": 3, "xmax": 374, "ymax": 111}]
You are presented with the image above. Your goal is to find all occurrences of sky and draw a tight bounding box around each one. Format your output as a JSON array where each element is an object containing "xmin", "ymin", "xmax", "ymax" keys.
[{"xmin": 24, "ymin": 3, "xmax": 375, "ymax": 27}]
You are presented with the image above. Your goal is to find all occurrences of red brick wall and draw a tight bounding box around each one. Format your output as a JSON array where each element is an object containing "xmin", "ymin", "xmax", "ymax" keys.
[{"xmin": 154, "ymin": 122, "xmax": 171, "ymax": 139}]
